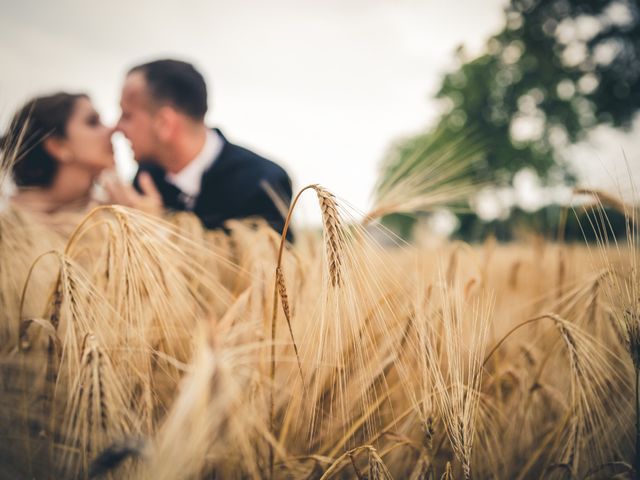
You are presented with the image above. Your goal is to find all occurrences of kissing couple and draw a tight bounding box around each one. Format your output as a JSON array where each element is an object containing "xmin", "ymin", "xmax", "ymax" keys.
[{"xmin": 1, "ymin": 58, "xmax": 293, "ymax": 240}]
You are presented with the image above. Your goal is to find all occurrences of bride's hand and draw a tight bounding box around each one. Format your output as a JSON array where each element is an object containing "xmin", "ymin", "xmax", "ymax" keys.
[{"xmin": 103, "ymin": 171, "xmax": 164, "ymax": 217}]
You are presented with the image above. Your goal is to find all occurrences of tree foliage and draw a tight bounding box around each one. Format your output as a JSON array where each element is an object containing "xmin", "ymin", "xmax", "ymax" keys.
[
  {"xmin": 377, "ymin": 0, "xmax": 639, "ymax": 240},
  {"xmin": 390, "ymin": 0, "xmax": 640, "ymax": 186}
]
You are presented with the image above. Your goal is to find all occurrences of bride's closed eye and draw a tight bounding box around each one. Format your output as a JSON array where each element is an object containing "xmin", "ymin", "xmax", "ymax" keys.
[{"xmin": 85, "ymin": 113, "xmax": 101, "ymax": 127}]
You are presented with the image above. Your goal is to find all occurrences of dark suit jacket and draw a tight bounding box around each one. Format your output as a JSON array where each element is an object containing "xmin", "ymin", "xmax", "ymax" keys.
[{"xmin": 133, "ymin": 129, "xmax": 293, "ymax": 240}]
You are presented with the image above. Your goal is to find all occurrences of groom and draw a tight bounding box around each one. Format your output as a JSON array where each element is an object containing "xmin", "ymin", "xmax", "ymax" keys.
[{"xmin": 111, "ymin": 59, "xmax": 293, "ymax": 238}]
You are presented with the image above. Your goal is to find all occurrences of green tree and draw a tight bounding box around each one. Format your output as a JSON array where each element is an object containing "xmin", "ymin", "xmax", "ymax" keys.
[
  {"xmin": 376, "ymin": 0, "xmax": 639, "ymax": 239},
  {"xmin": 439, "ymin": 0, "xmax": 639, "ymax": 182},
  {"xmin": 384, "ymin": 0, "xmax": 640, "ymax": 189}
]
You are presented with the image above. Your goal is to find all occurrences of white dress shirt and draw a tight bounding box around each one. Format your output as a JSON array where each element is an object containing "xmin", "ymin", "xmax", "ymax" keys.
[{"xmin": 165, "ymin": 129, "xmax": 223, "ymax": 209}]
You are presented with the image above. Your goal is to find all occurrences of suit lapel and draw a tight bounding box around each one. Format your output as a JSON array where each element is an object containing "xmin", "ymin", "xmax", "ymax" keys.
[{"xmin": 194, "ymin": 129, "xmax": 235, "ymax": 209}]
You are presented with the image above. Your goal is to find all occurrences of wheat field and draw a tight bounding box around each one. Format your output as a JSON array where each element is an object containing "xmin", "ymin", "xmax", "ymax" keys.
[{"xmin": 0, "ymin": 184, "xmax": 638, "ymax": 480}]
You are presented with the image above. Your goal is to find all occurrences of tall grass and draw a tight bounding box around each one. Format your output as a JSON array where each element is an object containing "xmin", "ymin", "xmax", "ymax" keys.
[{"xmin": 0, "ymin": 182, "xmax": 637, "ymax": 479}]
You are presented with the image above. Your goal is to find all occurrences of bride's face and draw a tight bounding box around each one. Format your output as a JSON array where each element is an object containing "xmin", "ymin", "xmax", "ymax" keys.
[{"xmin": 62, "ymin": 97, "xmax": 115, "ymax": 175}]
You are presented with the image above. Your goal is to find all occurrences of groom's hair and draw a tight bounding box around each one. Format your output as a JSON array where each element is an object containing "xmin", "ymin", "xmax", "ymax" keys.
[{"xmin": 129, "ymin": 59, "xmax": 208, "ymax": 121}]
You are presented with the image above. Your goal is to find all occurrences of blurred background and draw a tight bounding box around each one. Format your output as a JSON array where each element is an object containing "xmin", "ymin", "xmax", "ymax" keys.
[{"xmin": 1, "ymin": 0, "xmax": 639, "ymax": 240}]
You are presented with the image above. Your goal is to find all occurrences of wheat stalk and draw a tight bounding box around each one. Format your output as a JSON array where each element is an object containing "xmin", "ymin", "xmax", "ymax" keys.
[
  {"xmin": 574, "ymin": 187, "xmax": 635, "ymax": 217},
  {"xmin": 268, "ymin": 183, "xmax": 345, "ymax": 475}
]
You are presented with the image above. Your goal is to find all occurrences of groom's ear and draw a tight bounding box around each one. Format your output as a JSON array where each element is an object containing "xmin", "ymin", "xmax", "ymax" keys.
[
  {"xmin": 43, "ymin": 136, "xmax": 73, "ymax": 163},
  {"xmin": 154, "ymin": 106, "xmax": 179, "ymax": 142}
]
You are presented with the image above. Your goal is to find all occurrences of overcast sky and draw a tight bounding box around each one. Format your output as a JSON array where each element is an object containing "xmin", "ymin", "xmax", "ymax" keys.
[{"xmin": 1, "ymin": 0, "xmax": 637, "ymax": 223}]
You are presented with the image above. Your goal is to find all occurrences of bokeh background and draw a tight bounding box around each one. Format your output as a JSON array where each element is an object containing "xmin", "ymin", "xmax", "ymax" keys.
[{"xmin": 1, "ymin": 0, "xmax": 638, "ymax": 235}]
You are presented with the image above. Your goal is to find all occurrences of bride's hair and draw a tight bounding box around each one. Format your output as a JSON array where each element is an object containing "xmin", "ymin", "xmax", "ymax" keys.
[{"xmin": 0, "ymin": 92, "xmax": 87, "ymax": 187}]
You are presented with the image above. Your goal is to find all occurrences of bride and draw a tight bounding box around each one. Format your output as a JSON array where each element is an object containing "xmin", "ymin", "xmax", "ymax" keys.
[
  {"xmin": 1, "ymin": 92, "xmax": 116, "ymax": 235},
  {"xmin": 0, "ymin": 92, "xmax": 162, "ymax": 237}
]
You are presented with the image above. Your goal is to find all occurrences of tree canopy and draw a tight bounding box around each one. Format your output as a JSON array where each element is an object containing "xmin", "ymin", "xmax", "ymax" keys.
[
  {"xmin": 376, "ymin": 0, "xmax": 639, "ymax": 240},
  {"xmin": 387, "ymin": 0, "xmax": 640, "ymax": 187}
]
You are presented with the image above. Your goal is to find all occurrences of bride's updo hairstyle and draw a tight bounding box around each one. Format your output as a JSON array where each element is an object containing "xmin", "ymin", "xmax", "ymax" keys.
[{"xmin": 0, "ymin": 93, "xmax": 87, "ymax": 187}]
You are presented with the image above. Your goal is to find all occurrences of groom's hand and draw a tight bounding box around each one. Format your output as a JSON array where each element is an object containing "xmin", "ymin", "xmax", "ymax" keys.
[{"xmin": 103, "ymin": 171, "xmax": 164, "ymax": 217}]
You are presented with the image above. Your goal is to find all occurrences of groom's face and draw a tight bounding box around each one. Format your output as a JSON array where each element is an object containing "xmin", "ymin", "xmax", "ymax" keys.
[{"xmin": 117, "ymin": 72, "xmax": 159, "ymax": 164}]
